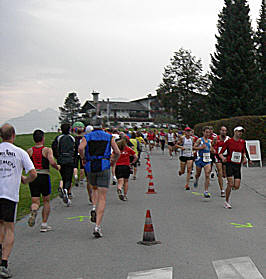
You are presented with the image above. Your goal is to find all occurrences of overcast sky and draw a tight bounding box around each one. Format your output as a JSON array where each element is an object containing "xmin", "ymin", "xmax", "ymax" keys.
[{"xmin": 0, "ymin": 0, "xmax": 261, "ymax": 123}]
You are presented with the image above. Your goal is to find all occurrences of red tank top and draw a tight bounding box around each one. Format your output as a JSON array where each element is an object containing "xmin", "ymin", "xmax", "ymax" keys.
[{"xmin": 31, "ymin": 146, "xmax": 49, "ymax": 169}]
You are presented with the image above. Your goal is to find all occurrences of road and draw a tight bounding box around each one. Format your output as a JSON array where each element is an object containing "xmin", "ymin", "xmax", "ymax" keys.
[{"xmin": 11, "ymin": 150, "xmax": 266, "ymax": 279}]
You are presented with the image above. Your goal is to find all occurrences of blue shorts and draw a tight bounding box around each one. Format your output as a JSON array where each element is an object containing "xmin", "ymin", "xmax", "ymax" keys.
[{"xmin": 195, "ymin": 159, "xmax": 211, "ymax": 168}]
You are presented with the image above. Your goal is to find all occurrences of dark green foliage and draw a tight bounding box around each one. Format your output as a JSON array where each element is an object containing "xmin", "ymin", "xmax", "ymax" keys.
[
  {"xmin": 59, "ymin": 92, "xmax": 81, "ymax": 125},
  {"xmin": 157, "ymin": 48, "xmax": 210, "ymax": 127},
  {"xmin": 194, "ymin": 115, "xmax": 266, "ymax": 159},
  {"xmin": 209, "ymin": 0, "xmax": 262, "ymax": 118}
]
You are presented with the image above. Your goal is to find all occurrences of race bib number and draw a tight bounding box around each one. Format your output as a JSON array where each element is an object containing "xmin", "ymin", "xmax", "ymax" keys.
[
  {"xmin": 184, "ymin": 147, "xmax": 192, "ymax": 156},
  {"xmin": 203, "ymin": 152, "xmax": 211, "ymax": 162},
  {"xmin": 231, "ymin": 151, "xmax": 241, "ymax": 163}
]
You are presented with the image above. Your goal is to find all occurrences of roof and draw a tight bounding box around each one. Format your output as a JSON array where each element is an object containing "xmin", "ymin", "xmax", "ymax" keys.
[{"xmin": 81, "ymin": 100, "xmax": 148, "ymax": 113}]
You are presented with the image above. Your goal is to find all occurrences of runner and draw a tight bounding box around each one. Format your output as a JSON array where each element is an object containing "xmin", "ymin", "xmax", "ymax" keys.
[
  {"xmin": 219, "ymin": 126, "xmax": 252, "ymax": 209},
  {"xmin": 52, "ymin": 123, "xmax": 75, "ymax": 207},
  {"xmin": 136, "ymin": 131, "xmax": 145, "ymax": 166},
  {"xmin": 193, "ymin": 126, "xmax": 213, "ymax": 198},
  {"xmin": 129, "ymin": 132, "xmax": 140, "ymax": 180},
  {"xmin": 166, "ymin": 128, "xmax": 176, "ymax": 159},
  {"xmin": 115, "ymin": 139, "xmax": 138, "ymax": 201},
  {"xmin": 73, "ymin": 122, "xmax": 85, "ymax": 187},
  {"xmin": 0, "ymin": 124, "xmax": 37, "ymax": 278},
  {"xmin": 176, "ymin": 127, "xmax": 194, "ymax": 190},
  {"xmin": 147, "ymin": 129, "xmax": 156, "ymax": 154},
  {"xmin": 78, "ymin": 117, "xmax": 120, "ymax": 238},
  {"xmin": 208, "ymin": 126, "xmax": 218, "ymax": 179},
  {"xmin": 159, "ymin": 129, "xmax": 166, "ymax": 154},
  {"xmin": 212, "ymin": 126, "xmax": 230, "ymax": 197},
  {"xmin": 26, "ymin": 130, "xmax": 60, "ymax": 232}
]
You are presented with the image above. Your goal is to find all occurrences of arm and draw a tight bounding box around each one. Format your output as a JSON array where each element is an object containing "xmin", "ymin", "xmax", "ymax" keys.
[
  {"xmin": 21, "ymin": 169, "xmax": 37, "ymax": 184},
  {"xmin": 175, "ymin": 137, "xmax": 185, "ymax": 150},
  {"xmin": 219, "ymin": 141, "xmax": 228, "ymax": 162},
  {"xmin": 46, "ymin": 148, "xmax": 60, "ymax": 170},
  {"xmin": 78, "ymin": 137, "xmax": 87, "ymax": 165},
  {"xmin": 130, "ymin": 153, "xmax": 138, "ymax": 165},
  {"xmin": 110, "ymin": 138, "xmax": 120, "ymax": 166},
  {"xmin": 193, "ymin": 138, "xmax": 206, "ymax": 150}
]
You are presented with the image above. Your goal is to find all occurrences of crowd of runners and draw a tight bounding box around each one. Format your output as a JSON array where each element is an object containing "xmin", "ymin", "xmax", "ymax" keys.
[{"xmin": 0, "ymin": 120, "xmax": 253, "ymax": 278}]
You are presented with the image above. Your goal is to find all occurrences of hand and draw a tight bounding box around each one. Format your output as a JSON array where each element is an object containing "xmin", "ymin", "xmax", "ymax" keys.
[
  {"xmin": 57, "ymin": 165, "xmax": 61, "ymax": 171},
  {"xmin": 243, "ymin": 157, "xmax": 247, "ymax": 165},
  {"xmin": 21, "ymin": 176, "xmax": 27, "ymax": 184},
  {"xmin": 201, "ymin": 144, "xmax": 206, "ymax": 150},
  {"xmin": 221, "ymin": 156, "xmax": 227, "ymax": 163}
]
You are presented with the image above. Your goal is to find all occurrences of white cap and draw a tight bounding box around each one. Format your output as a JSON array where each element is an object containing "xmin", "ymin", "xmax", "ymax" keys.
[
  {"xmin": 85, "ymin": 125, "xmax": 93, "ymax": 133},
  {"xmin": 234, "ymin": 126, "xmax": 245, "ymax": 132}
]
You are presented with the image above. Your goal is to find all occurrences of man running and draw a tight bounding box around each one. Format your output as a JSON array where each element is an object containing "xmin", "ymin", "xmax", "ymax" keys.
[
  {"xmin": 147, "ymin": 129, "xmax": 156, "ymax": 153},
  {"xmin": 219, "ymin": 126, "xmax": 251, "ymax": 209},
  {"xmin": 166, "ymin": 128, "xmax": 176, "ymax": 159},
  {"xmin": 0, "ymin": 124, "xmax": 37, "ymax": 278},
  {"xmin": 27, "ymin": 130, "xmax": 60, "ymax": 232},
  {"xmin": 52, "ymin": 123, "xmax": 75, "ymax": 206},
  {"xmin": 193, "ymin": 126, "xmax": 213, "ymax": 198},
  {"xmin": 212, "ymin": 126, "xmax": 230, "ymax": 197},
  {"xmin": 176, "ymin": 127, "xmax": 194, "ymax": 190},
  {"xmin": 78, "ymin": 117, "xmax": 120, "ymax": 238},
  {"xmin": 159, "ymin": 129, "xmax": 166, "ymax": 154},
  {"xmin": 209, "ymin": 126, "xmax": 217, "ymax": 179}
]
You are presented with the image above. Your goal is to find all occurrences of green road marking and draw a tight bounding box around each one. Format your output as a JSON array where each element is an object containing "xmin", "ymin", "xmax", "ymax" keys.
[
  {"xmin": 230, "ymin": 222, "xmax": 254, "ymax": 228},
  {"xmin": 66, "ymin": 216, "xmax": 90, "ymax": 222},
  {"xmin": 191, "ymin": 192, "xmax": 204, "ymax": 196}
]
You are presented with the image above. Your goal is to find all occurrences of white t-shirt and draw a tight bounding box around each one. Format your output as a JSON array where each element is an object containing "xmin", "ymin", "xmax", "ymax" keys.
[{"xmin": 0, "ymin": 142, "xmax": 35, "ymax": 202}]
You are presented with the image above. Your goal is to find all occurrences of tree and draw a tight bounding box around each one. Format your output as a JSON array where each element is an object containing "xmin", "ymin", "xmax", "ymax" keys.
[
  {"xmin": 59, "ymin": 92, "xmax": 81, "ymax": 125},
  {"xmin": 209, "ymin": 0, "xmax": 261, "ymax": 119},
  {"xmin": 254, "ymin": 0, "xmax": 266, "ymax": 114},
  {"xmin": 157, "ymin": 48, "xmax": 210, "ymax": 127}
]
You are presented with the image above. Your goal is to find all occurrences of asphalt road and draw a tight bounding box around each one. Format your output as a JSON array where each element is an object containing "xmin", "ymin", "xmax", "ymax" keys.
[{"xmin": 11, "ymin": 150, "xmax": 266, "ymax": 279}]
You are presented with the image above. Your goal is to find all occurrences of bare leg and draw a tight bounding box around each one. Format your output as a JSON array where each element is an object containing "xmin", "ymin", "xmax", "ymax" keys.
[
  {"xmin": 226, "ymin": 177, "xmax": 233, "ymax": 202},
  {"xmin": 216, "ymin": 163, "xmax": 224, "ymax": 191},
  {"xmin": 234, "ymin": 179, "xmax": 241, "ymax": 190},
  {"xmin": 31, "ymin": 197, "xmax": 40, "ymax": 211},
  {"xmin": 42, "ymin": 195, "xmax": 50, "ymax": 223},
  {"xmin": 203, "ymin": 164, "xmax": 211, "ymax": 192},
  {"xmin": 117, "ymin": 178, "xmax": 124, "ymax": 191},
  {"xmin": 96, "ymin": 188, "xmax": 108, "ymax": 227},
  {"xmin": 195, "ymin": 166, "xmax": 202, "ymax": 180},
  {"xmin": 1, "ymin": 222, "xmax": 15, "ymax": 261},
  {"xmin": 186, "ymin": 160, "xmax": 193, "ymax": 186},
  {"xmin": 123, "ymin": 179, "xmax": 129, "ymax": 196},
  {"xmin": 179, "ymin": 161, "xmax": 186, "ymax": 175}
]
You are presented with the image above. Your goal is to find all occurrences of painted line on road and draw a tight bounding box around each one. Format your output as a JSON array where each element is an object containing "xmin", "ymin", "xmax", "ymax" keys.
[
  {"xmin": 230, "ymin": 222, "xmax": 254, "ymax": 228},
  {"xmin": 66, "ymin": 216, "xmax": 90, "ymax": 222},
  {"xmin": 212, "ymin": 256, "xmax": 264, "ymax": 279},
  {"xmin": 191, "ymin": 192, "xmax": 204, "ymax": 197},
  {"xmin": 127, "ymin": 267, "xmax": 173, "ymax": 279}
]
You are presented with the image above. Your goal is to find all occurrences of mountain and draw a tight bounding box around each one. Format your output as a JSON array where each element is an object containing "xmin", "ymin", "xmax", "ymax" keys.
[{"xmin": 6, "ymin": 108, "xmax": 59, "ymax": 134}]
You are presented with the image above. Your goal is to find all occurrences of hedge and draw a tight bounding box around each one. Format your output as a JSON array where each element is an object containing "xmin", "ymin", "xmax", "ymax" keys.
[{"xmin": 193, "ymin": 115, "xmax": 266, "ymax": 159}]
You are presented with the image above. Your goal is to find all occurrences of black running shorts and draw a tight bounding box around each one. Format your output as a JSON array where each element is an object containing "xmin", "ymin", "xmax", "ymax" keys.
[
  {"xmin": 226, "ymin": 162, "xmax": 241, "ymax": 179},
  {"xmin": 74, "ymin": 155, "xmax": 84, "ymax": 169},
  {"xmin": 168, "ymin": 142, "xmax": 174, "ymax": 147},
  {"xmin": 29, "ymin": 174, "xmax": 51, "ymax": 197},
  {"xmin": 115, "ymin": 165, "xmax": 130, "ymax": 179},
  {"xmin": 0, "ymin": 199, "xmax": 17, "ymax": 222},
  {"xmin": 179, "ymin": 156, "xmax": 194, "ymax": 162}
]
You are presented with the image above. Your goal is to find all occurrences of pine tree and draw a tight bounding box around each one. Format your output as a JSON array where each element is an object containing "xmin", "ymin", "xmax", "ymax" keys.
[
  {"xmin": 59, "ymin": 92, "xmax": 81, "ymax": 125},
  {"xmin": 157, "ymin": 48, "xmax": 210, "ymax": 126},
  {"xmin": 255, "ymin": 0, "xmax": 266, "ymax": 114},
  {"xmin": 209, "ymin": 0, "xmax": 260, "ymax": 119}
]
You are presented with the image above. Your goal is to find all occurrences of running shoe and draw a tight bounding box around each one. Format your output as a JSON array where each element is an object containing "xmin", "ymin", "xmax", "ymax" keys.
[
  {"xmin": 28, "ymin": 210, "xmax": 38, "ymax": 227},
  {"xmin": 0, "ymin": 266, "xmax": 12, "ymax": 278},
  {"xmin": 68, "ymin": 193, "xmax": 73, "ymax": 199},
  {"xmin": 40, "ymin": 225, "xmax": 52, "ymax": 233},
  {"xmin": 224, "ymin": 201, "xmax": 232, "ymax": 209},
  {"xmin": 117, "ymin": 189, "xmax": 124, "ymax": 201},
  {"xmin": 193, "ymin": 180, "xmax": 198, "ymax": 188},
  {"xmin": 66, "ymin": 199, "xmax": 72, "ymax": 207},
  {"xmin": 112, "ymin": 176, "xmax": 117, "ymax": 185},
  {"xmin": 221, "ymin": 190, "xmax": 225, "ymax": 197},
  {"xmin": 123, "ymin": 195, "xmax": 128, "ymax": 201},
  {"xmin": 203, "ymin": 191, "xmax": 211, "ymax": 198},
  {"xmin": 185, "ymin": 185, "xmax": 190, "ymax": 191},
  {"xmin": 91, "ymin": 209, "xmax": 96, "ymax": 223},
  {"xmin": 93, "ymin": 226, "xmax": 103, "ymax": 238},
  {"xmin": 62, "ymin": 189, "xmax": 68, "ymax": 204},
  {"xmin": 169, "ymin": 156, "xmax": 173, "ymax": 160},
  {"xmin": 190, "ymin": 175, "xmax": 193, "ymax": 180},
  {"xmin": 178, "ymin": 171, "xmax": 182, "ymax": 176},
  {"xmin": 132, "ymin": 176, "xmax": 136, "ymax": 180}
]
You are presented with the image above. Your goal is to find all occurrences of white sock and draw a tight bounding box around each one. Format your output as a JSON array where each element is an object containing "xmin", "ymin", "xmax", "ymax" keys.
[
  {"xmin": 92, "ymin": 205, "xmax": 96, "ymax": 211},
  {"xmin": 41, "ymin": 222, "xmax": 47, "ymax": 227},
  {"xmin": 75, "ymin": 175, "xmax": 78, "ymax": 179}
]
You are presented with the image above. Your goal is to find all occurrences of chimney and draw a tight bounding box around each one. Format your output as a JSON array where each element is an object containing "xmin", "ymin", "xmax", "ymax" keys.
[{"xmin": 92, "ymin": 91, "xmax": 99, "ymax": 104}]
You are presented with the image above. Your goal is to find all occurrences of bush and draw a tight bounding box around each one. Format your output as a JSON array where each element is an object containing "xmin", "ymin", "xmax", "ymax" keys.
[{"xmin": 193, "ymin": 115, "xmax": 266, "ymax": 159}]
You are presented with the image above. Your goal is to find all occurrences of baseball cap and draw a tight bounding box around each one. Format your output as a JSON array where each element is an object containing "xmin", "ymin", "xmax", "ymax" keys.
[
  {"xmin": 184, "ymin": 127, "xmax": 192, "ymax": 131},
  {"xmin": 234, "ymin": 126, "xmax": 245, "ymax": 132},
  {"xmin": 73, "ymin": 121, "xmax": 85, "ymax": 128}
]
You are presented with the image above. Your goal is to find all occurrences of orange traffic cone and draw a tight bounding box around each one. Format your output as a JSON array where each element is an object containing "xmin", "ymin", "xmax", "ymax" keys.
[
  {"xmin": 137, "ymin": 210, "xmax": 161, "ymax": 246},
  {"xmin": 146, "ymin": 181, "xmax": 157, "ymax": 194}
]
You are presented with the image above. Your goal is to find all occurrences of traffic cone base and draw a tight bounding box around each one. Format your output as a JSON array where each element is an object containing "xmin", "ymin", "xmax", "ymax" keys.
[{"xmin": 137, "ymin": 210, "xmax": 161, "ymax": 246}]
